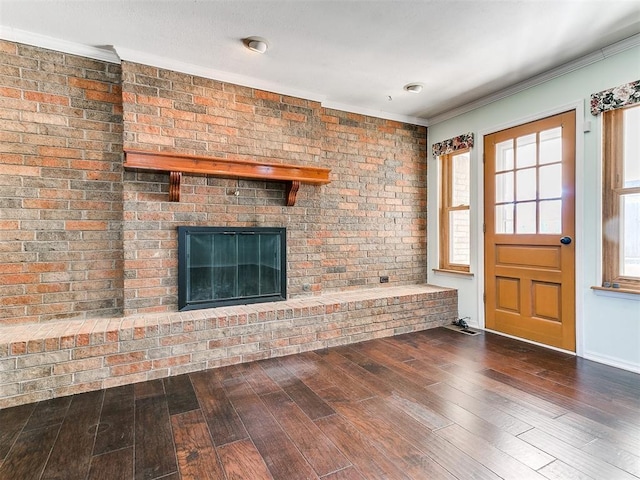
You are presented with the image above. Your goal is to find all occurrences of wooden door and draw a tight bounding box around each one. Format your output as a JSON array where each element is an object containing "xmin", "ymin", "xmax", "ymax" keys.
[{"xmin": 484, "ymin": 111, "xmax": 576, "ymax": 351}]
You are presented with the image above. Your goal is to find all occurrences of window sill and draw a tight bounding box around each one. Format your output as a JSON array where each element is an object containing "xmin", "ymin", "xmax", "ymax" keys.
[
  {"xmin": 591, "ymin": 286, "xmax": 640, "ymax": 301},
  {"xmin": 432, "ymin": 268, "xmax": 474, "ymax": 278}
]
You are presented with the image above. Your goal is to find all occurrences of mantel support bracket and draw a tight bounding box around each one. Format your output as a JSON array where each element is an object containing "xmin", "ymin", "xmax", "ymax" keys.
[
  {"xmin": 169, "ymin": 171, "xmax": 182, "ymax": 202},
  {"xmin": 286, "ymin": 180, "xmax": 301, "ymax": 207}
]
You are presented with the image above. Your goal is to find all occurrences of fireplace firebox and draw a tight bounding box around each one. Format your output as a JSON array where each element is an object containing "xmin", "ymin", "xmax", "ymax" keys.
[{"xmin": 178, "ymin": 227, "xmax": 286, "ymax": 311}]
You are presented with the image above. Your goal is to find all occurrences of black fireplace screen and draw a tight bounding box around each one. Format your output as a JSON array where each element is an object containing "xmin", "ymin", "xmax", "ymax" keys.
[{"xmin": 178, "ymin": 227, "xmax": 286, "ymax": 311}]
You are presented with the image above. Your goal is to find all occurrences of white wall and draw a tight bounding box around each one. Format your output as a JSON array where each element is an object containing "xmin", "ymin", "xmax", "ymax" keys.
[{"xmin": 427, "ymin": 44, "xmax": 640, "ymax": 372}]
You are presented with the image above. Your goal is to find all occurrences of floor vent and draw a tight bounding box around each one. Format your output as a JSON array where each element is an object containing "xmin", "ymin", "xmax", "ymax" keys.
[{"xmin": 443, "ymin": 324, "xmax": 482, "ymax": 336}]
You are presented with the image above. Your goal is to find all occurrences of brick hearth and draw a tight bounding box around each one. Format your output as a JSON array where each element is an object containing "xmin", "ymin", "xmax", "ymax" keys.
[{"xmin": 0, "ymin": 285, "xmax": 456, "ymax": 408}]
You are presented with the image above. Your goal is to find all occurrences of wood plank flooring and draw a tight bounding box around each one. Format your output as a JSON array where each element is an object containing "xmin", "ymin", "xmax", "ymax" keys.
[{"xmin": 1, "ymin": 327, "xmax": 639, "ymax": 480}]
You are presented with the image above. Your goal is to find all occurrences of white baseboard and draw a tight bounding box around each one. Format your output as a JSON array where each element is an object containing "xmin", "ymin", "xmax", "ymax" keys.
[
  {"xmin": 483, "ymin": 328, "xmax": 576, "ymax": 356},
  {"xmin": 484, "ymin": 328, "xmax": 640, "ymax": 373},
  {"xmin": 583, "ymin": 351, "xmax": 640, "ymax": 374}
]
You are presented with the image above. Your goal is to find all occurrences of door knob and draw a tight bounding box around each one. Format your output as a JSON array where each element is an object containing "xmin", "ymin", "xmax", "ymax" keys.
[{"xmin": 560, "ymin": 236, "xmax": 572, "ymax": 245}]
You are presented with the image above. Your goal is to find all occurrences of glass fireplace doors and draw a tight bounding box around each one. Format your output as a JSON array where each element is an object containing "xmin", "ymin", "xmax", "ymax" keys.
[{"xmin": 178, "ymin": 227, "xmax": 286, "ymax": 311}]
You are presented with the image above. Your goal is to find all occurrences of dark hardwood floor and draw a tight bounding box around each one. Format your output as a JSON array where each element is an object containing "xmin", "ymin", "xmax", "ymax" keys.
[{"xmin": 1, "ymin": 327, "xmax": 639, "ymax": 480}]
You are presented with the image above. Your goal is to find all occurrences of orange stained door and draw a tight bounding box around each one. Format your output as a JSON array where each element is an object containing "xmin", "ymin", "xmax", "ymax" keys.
[{"xmin": 484, "ymin": 110, "xmax": 576, "ymax": 351}]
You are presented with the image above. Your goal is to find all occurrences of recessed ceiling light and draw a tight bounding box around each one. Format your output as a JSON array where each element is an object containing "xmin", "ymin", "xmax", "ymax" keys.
[
  {"xmin": 243, "ymin": 37, "xmax": 269, "ymax": 54},
  {"xmin": 404, "ymin": 83, "xmax": 424, "ymax": 93}
]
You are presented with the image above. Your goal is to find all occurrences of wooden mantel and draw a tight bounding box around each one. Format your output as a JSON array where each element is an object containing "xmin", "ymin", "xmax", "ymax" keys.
[{"xmin": 123, "ymin": 149, "xmax": 331, "ymax": 206}]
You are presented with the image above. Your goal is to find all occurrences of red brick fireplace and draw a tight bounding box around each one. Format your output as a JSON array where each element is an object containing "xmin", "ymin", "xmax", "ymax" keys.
[
  {"xmin": 119, "ymin": 60, "xmax": 429, "ymax": 316},
  {"xmin": 0, "ymin": 40, "xmax": 457, "ymax": 408}
]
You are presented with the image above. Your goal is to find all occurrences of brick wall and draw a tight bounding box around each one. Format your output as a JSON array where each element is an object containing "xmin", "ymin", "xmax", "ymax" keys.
[
  {"xmin": 0, "ymin": 41, "xmax": 428, "ymax": 322},
  {"xmin": 0, "ymin": 40, "xmax": 449, "ymax": 409},
  {"xmin": 0, "ymin": 40, "xmax": 124, "ymax": 326},
  {"xmin": 121, "ymin": 62, "xmax": 428, "ymax": 314}
]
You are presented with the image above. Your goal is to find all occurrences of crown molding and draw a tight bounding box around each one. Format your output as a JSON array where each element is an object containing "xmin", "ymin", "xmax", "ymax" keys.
[
  {"xmin": 601, "ymin": 32, "xmax": 640, "ymax": 57},
  {"xmin": 115, "ymin": 46, "xmax": 432, "ymax": 126},
  {"xmin": 427, "ymin": 33, "xmax": 640, "ymax": 126},
  {"xmin": 321, "ymin": 100, "xmax": 430, "ymax": 127},
  {"xmin": 0, "ymin": 26, "xmax": 120, "ymax": 64},
  {"xmin": 115, "ymin": 46, "xmax": 430, "ymax": 126},
  {"xmin": 114, "ymin": 46, "xmax": 327, "ymax": 103},
  {"xmin": 0, "ymin": 27, "xmax": 428, "ymax": 126},
  {"xmin": 3, "ymin": 26, "xmax": 637, "ymax": 129}
]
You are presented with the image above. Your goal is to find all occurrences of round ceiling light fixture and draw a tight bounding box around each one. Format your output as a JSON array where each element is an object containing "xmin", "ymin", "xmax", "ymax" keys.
[
  {"xmin": 243, "ymin": 37, "xmax": 269, "ymax": 54},
  {"xmin": 404, "ymin": 83, "xmax": 424, "ymax": 93}
]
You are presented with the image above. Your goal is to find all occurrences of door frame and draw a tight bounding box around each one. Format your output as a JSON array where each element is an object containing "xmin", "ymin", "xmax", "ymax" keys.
[{"xmin": 475, "ymin": 100, "xmax": 585, "ymax": 356}]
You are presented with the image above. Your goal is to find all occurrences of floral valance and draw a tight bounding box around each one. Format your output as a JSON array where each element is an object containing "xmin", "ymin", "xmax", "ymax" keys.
[
  {"xmin": 432, "ymin": 132, "xmax": 474, "ymax": 157},
  {"xmin": 590, "ymin": 79, "xmax": 640, "ymax": 116}
]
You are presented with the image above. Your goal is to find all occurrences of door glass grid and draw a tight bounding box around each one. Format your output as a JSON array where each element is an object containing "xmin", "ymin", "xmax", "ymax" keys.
[{"xmin": 494, "ymin": 127, "xmax": 562, "ymax": 234}]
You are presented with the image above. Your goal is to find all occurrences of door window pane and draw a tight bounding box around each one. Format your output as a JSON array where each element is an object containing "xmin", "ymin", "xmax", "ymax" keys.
[
  {"xmin": 516, "ymin": 168, "xmax": 537, "ymax": 201},
  {"xmin": 496, "ymin": 204, "xmax": 514, "ymax": 234},
  {"xmin": 516, "ymin": 134, "xmax": 537, "ymax": 168},
  {"xmin": 539, "ymin": 164, "xmax": 562, "ymax": 199},
  {"xmin": 539, "ymin": 200, "xmax": 562, "ymax": 234},
  {"xmin": 539, "ymin": 127, "xmax": 562, "ymax": 165},
  {"xmin": 516, "ymin": 202, "xmax": 536, "ymax": 233},
  {"xmin": 496, "ymin": 172, "xmax": 514, "ymax": 202},
  {"xmin": 496, "ymin": 140, "xmax": 514, "ymax": 171}
]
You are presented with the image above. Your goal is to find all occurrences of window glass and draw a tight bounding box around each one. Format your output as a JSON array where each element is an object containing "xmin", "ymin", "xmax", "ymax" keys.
[
  {"xmin": 449, "ymin": 210, "xmax": 470, "ymax": 265},
  {"xmin": 621, "ymin": 194, "xmax": 640, "ymax": 277},
  {"xmin": 516, "ymin": 202, "xmax": 536, "ymax": 234},
  {"xmin": 539, "ymin": 200, "xmax": 562, "ymax": 234},
  {"xmin": 539, "ymin": 164, "xmax": 562, "ymax": 199},
  {"xmin": 623, "ymin": 107, "xmax": 640, "ymax": 189},
  {"xmin": 496, "ymin": 204, "xmax": 514, "ymax": 234},
  {"xmin": 496, "ymin": 172, "xmax": 514, "ymax": 203},
  {"xmin": 451, "ymin": 152, "xmax": 470, "ymax": 205},
  {"xmin": 516, "ymin": 168, "xmax": 537, "ymax": 201},
  {"xmin": 539, "ymin": 127, "xmax": 562, "ymax": 165},
  {"xmin": 495, "ymin": 140, "xmax": 514, "ymax": 171},
  {"xmin": 516, "ymin": 134, "xmax": 537, "ymax": 168}
]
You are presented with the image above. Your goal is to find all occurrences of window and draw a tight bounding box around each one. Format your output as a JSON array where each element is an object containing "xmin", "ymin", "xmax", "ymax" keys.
[
  {"xmin": 439, "ymin": 148, "xmax": 470, "ymax": 272},
  {"xmin": 602, "ymin": 103, "xmax": 640, "ymax": 292}
]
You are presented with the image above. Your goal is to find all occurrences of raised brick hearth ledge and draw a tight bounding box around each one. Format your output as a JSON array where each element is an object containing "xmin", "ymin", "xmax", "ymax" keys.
[{"xmin": 0, "ymin": 285, "xmax": 457, "ymax": 409}]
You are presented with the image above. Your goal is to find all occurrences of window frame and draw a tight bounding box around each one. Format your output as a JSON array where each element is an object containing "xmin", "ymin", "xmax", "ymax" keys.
[
  {"xmin": 602, "ymin": 104, "xmax": 640, "ymax": 292},
  {"xmin": 439, "ymin": 148, "xmax": 471, "ymax": 273}
]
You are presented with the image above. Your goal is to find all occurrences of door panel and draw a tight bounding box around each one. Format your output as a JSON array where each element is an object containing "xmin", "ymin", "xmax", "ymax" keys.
[
  {"xmin": 495, "ymin": 244, "xmax": 561, "ymax": 269},
  {"xmin": 496, "ymin": 277, "xmax": 520, "ymax": 312},
  {"xmin": 532, "ymin": 281, "xmax": 561, "ymax": 321},
  {"xmin": 485, "ymin": 111, "xmax": 576, "ymax": 351}
]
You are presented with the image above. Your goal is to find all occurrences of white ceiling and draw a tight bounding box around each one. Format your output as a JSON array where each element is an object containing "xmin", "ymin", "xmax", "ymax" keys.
[{"xmin": 1, "ymin": 0, "xmax": 639, "ymax": 125}]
